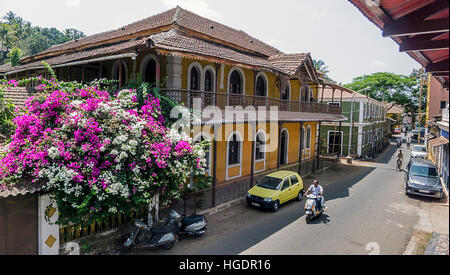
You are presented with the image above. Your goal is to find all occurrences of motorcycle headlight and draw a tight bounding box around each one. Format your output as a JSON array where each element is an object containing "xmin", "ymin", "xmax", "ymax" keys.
[{"xmin": 263, "ymin": 198, "xmax": 273, "ymax": 202}]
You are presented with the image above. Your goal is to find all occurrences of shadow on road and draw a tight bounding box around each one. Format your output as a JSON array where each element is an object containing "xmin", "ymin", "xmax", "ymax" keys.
[{"xmin": 308, "ymin": 213, "xmax": 331, "ymax": 225}]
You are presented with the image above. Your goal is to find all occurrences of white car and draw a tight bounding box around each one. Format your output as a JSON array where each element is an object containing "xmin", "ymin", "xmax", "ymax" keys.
[{"xmin": 411, "ymin": 145, "xmax": 428, "ymax": 159}]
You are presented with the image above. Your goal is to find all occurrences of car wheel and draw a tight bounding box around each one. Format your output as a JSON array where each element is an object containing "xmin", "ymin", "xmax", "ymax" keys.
[
  {"xmin": 296, "ymin": 190, "xmax": 304, "ymax": 201},
  {"xmin": 271, "ymin": 201, "xmax": 279, "ymax": 212}
]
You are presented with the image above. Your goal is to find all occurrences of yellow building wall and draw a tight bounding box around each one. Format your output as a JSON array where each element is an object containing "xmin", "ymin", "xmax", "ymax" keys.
[{"xmin": 192, "ymin": 120, "xmax": 318, "ymax": 184}]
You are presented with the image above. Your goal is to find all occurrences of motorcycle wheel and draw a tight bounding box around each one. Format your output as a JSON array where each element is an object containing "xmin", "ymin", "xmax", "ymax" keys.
[
  {"xmin": 163, "ymin": 241, "xmax": 175, "ymax": 250},
  {"xmin": 118, "ymin": 246, "xmax": 131, "ymax": 255},
  {"xmin": 306, "ymin": 215, "xmax": 311, "ymax": 224}
]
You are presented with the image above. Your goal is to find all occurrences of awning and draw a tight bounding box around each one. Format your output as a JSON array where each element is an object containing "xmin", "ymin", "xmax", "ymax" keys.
[
  {"xmin": 386, "ymin": 117, "xmax": 397, "ymax": 123},
  {"xmin": 429, "ymin": 136, "xmax": 449, "ymax": 147},
  {"xmin": 426, "ymin": 133, "xmax": 437, "ymax": 141}
]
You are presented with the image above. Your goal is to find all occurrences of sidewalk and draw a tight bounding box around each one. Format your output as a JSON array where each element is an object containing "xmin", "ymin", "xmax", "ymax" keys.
[
  {"xmin": 424, "ymin": 197, "xmax": 449, "ymax": 255},
  {"xmin": 403, "ymin": 196, "xmax": 449, "ymax": 255}
]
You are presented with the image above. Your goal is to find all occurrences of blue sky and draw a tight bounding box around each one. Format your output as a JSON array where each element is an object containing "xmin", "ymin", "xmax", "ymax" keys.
[{"xmin": 0, "ymin": 0, "xmax": 421, "ymax": 84}]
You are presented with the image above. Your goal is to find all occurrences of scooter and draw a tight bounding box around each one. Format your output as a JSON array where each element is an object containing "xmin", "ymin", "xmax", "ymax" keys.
[
  {"xmin": 178, "ymin": 211, "xmax": 208, "ymax": 237},
  {"xmin": 121, "ymin": 210, "xmax": 207, "ymax": 253},
  {"xmin": 121, "ymin": 210, "xmax": 180, "ymax": 253},
  {"xmin": 304, "ymin": 194, "xmax": 326, "ymax": 224}
]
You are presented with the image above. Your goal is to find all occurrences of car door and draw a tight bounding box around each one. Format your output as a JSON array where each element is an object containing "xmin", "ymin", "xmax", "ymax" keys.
[
  {"xmin": 290, "ymin": 175, "xmax": 303, "ymax": 198},
  {"xmin": 280, "ymin": 178, "xmax": 292, "ymax": 204}
]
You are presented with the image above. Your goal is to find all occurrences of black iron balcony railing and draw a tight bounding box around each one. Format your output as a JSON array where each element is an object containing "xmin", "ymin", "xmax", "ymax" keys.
[{"xmin": 161, "ymin": 89, "xmax": 342, "ymax": 115}]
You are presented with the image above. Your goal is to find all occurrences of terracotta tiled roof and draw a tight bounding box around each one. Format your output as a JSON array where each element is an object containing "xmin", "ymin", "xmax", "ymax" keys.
[
  {"xmin": 0, "ymin": 38, "xmax": 146, "ymax": 74},
  {"xmin": 29, "ymin": 8, "xmax": 177, "ymax": 59},
  {"xmin": 24, "ymin": 6, "xmax": 280, "ymax": 62},
  {"xmin": 319, "ymin": 87, "xmax": 383, "ymax": 104},
  {"xmin": 387, "ymin": 103, "xmax": 404, "ymax": 114},
  {"xmin": 268, "ymin": 54, "xmax": 309, "ymax": 75},
  {"xmin": 150, "ymin": 30, "xmax": 289, "ymax": 73},
  {"xmin": 1, "ymin": 7, "xmax": 316, "ymax": 80}
]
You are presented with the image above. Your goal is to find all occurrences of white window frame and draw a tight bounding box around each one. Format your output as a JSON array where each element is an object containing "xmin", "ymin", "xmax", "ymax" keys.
[
  {"xmin": 187, "ymin": 62, "xmax": 203, "ymax": 91},
  {"xmin": 280, "ymin": 128, "xmax": 289, "ymax": 165},
  {"xmin": 139, "ymin": 54, "xmax": 160, "ymax": 85},
  {"xmin": 226, "ymin": 131, "xmax": 243, "ymax": 180},
  {"xmin": 193, "ymin": 131, "xmax": 212, "ymax": 176},
  {"xmin": 254, "ymin": 129, "xmax": 267, "ymax": 173},
  {"xmin": 327, "ymin": 130, "xmax": 344, "ymax": 156}
]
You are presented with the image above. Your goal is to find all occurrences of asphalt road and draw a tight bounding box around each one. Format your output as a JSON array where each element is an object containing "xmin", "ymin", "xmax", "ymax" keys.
[{"xmin": 131, "ymin": 137, "xmax": 426, "ymax": 255}]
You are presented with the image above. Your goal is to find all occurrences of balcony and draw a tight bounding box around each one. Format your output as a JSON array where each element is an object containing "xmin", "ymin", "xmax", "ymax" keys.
[{"xmin": 161, "ymin": 89, "xmax": 342, "ymax": 115}]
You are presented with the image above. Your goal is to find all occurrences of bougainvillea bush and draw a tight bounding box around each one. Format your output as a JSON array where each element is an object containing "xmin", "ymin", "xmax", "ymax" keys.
[{"xmin": 0, "ymin": 77, "xmax": 208, "ymax": 225}]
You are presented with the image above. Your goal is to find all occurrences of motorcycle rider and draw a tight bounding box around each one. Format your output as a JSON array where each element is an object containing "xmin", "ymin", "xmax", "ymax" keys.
[{"xmin": 305, "ymin": 180, "xmax": 324, "ymax": 212}]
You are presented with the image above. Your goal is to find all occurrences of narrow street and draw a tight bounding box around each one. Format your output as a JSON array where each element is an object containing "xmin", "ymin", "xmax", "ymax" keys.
[{"xmin": 131, "ymin": 138, "xmax": 444, "ymax": 255}]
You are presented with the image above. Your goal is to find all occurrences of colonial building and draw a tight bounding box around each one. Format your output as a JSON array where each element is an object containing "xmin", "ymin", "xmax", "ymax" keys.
[
  {"xmin": 319, "ymin": 87, "xmax": 389, "ymax": 158},
  {"xmin": 0, "ymin": 7, "xmax": 346, "ymax": 207}
]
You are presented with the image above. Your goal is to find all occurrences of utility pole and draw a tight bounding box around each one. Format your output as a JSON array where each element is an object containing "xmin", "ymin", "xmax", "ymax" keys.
[{"xmin": 418, "ymin": 67, "xmax": 425, "ymax": 145}]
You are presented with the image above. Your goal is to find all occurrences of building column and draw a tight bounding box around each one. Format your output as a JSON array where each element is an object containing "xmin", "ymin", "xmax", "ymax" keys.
[
  {"xmin": 315, "ymin": 122, "xmax": 322, "ymax": 171},
  {"xmin": 166, "ymin": 56, "xmax": 183, "ymax": 89},
  {"xmin": 357, "ymin": 125, "xmax": 363, "ymax": 156},
  {"xmin": 118, "ymin": 58, "xmax": 123, "ymax": 89}
]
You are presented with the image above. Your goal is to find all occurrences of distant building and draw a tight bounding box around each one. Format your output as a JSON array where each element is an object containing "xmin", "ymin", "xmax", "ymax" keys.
[{"xmin": 318, "ymin": 87, "xmax": 389, "ymax": 157}]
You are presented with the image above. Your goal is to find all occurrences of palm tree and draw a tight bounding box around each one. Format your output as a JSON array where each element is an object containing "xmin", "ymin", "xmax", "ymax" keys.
[
  {"xmin": 2, "ymin": 11, "xmax": 17, "ymax": 25},
  {"xmin": 313, "ymin": 59, "xmax": 330, "ymax": 75}
]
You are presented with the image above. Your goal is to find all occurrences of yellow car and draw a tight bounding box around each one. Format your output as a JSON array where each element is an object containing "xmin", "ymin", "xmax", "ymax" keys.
[{"xmin": 246, "ymin": 171, "xmax": 304, "ymax": 212}]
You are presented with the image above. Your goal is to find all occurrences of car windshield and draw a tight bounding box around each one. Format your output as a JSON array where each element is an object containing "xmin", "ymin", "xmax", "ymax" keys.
[
  {"xmin": 410, "ymin": 165, "xmax": 439, "ymax": 178},
  {"xmin": 257, "ymin": 177, "xmax": 283, "ymax": 190},
  {"xmin": 413, "ymin": 146, "xmax": 427, "ymax": 153}
]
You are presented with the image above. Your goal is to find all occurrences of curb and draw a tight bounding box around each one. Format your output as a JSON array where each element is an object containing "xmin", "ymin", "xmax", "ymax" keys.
[{"xmin": 198, "ymin": 197, "xmax": 245, "ymax": 216}]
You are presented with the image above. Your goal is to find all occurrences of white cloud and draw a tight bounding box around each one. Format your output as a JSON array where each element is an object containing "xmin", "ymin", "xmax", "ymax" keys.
[
  {"xmin": 371, "ymin": 59, "xmax": 388, "ymax": 68},
  {"xmin": 66, "ymin": 0, "xmax": 81, "ymax": 8},
  {"xmin": 162, "ymin": 0, "xmax": 221, "ymax": 19}
]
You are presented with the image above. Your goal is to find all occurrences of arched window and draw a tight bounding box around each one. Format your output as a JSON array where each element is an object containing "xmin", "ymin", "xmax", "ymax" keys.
[
  {"xmin": 228, "ymin": 133, "xmax": 241, "ymax": 166},
  {"xmin": 194, "ymin": 133, "xmax": 211, "ymax": 172},
  {"xmin": 205, "ymin": 70, "xmax": 213, "ymax": 92},
  {"xmin": 230, "ymin": 70, "xmax": 242, "ymax": 94},
  {"xmin": 282, "ymin": 82, "xmax": 290, "ymax": 100},
  {"xmin": 144, "ymin": 59, "xmax": 156, "ymax": 84},
  {"xmin": 256, "ymin": 75, "xmax": 266, "ymax": 97},
  {"xmin": 305, "ymin": 86, "xmax": 311, "ymax": 102},
  {"xmin": 306, "ymin": 126, "xmax": 312, "ymax": 149},
  {"xmin": 255, "ymin": 131, "xmax": 266, "ymax": 161},
  {"xmin": 280, "ymin": 129, "xmax": 289, "ymax": 165},
  {"xmin": 190, "ymin": 67, "xmax": 200, "ymax": 91}
]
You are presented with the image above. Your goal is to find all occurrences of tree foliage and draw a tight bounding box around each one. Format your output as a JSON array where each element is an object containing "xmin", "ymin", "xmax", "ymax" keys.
[
  {"xmin": 343, "ymin": 71, "xmax": 427, "ymax": 117},
  {"xmin": 0, "ymin": 11, "xmax": 85, "ymax": 65}
]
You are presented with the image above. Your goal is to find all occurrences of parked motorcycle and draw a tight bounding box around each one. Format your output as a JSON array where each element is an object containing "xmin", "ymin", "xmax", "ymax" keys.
[
  {"xmin": 178, "ymin": 212, "xmax": 208, "ymax": 237},
  {"xmin": 120, "ymin": 210, "xmax": 207, "ymax": 253},
  {"xmin": 304, "ymin": 194, "xmax": 326, "ymax": 224}
]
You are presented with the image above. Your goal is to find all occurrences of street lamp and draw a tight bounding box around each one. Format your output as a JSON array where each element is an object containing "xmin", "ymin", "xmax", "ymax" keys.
[{"xmin": 348, "ymin": 87, "xmax": 371, "ymax": 157}]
